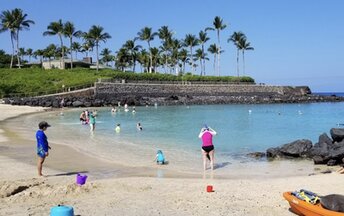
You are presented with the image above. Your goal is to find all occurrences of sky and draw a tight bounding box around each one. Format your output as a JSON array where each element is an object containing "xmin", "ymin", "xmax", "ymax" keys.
[{"xmin": 1, "ymin": 0, "xmax": 344, "ymax": 92}]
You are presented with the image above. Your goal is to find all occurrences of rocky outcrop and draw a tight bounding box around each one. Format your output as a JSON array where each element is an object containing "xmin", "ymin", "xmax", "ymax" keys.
[
  {"xmin": 4, "ymin": 83, "xmax": 344, "ymax": 107},
  {"xmin": 266, "ymin": 129, "xmax": 344, "ymax": 166},
  {"xmin": 267, "ymin": 139, "xmax": 313, "ymax": 158}
]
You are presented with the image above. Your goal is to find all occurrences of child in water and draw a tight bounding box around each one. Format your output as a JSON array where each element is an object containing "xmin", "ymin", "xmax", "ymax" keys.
[
  {"xmin": 155, "ymin": 150, "xmax": 165, "ymax": 165},
  {"xmin": 115, "ymin": 123, "xmax": 121, "ymax": 133},
  {"xmin": 137, "ymin": 122, "xmax": 143, "ymax": 131}
]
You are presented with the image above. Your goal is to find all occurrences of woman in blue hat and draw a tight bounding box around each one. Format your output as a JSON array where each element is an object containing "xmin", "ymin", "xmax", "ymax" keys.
[{"xmin": 198, "ymin": 124, "xmax": 217, "ymax": 170}]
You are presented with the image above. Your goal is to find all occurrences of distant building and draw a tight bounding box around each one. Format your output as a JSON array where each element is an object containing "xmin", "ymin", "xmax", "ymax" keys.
[{"xmin": 42, "ymin": 58, "xmax": 92, "ymax": 69}]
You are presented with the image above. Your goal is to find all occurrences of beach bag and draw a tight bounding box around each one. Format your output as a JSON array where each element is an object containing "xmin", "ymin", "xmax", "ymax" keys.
[
  {"xmin": 157, "ymin": 150, "xmax": 165, "ymax": 164},
  {"xmin": 291, "ymin": 189, "xmax": 320, "ymax": 204}
]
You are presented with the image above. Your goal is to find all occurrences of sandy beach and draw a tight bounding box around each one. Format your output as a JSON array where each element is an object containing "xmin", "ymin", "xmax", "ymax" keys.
[{"xmin": 0, "ymin": 104, "xmax": 343, "ymax": 216}]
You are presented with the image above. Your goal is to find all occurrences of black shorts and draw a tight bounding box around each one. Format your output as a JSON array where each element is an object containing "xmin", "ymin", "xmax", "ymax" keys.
[{"xmin": 202, "ymin": 145, "xmax": 214, "ymax": 153}]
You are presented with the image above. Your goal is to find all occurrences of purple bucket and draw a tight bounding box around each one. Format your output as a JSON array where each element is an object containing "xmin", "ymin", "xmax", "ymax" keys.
[{"xmin": 76, "ymin": 173, "xmax": 87, "ymax": 185}]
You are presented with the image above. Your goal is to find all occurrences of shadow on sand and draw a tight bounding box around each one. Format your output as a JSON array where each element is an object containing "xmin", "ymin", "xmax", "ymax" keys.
[
  {"xmin": 49, "ymin": 171, "xmax": 89, "ymax": 177},
  {"xmin": 214, "ymin": 162, "xmax": 231, "ymax": 170}
]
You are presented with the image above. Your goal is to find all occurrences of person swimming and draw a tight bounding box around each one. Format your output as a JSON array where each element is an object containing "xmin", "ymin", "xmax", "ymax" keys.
[
  {"xmin": 115, "ymin": 123, "xmax": 121, "ymax": 133},
  {"xmin": 137, "ymin": 122, "xmax": 143, "ymax": 131}
]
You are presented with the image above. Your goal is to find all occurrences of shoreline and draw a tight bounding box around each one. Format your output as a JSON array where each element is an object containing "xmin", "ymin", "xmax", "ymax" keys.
[{"xmin": 1, "ymin": 104, "xmax": 344, "ymax": 215}]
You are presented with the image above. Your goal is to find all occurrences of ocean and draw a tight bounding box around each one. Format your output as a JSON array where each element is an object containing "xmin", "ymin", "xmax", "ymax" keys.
[{"xmin": 4, "ymin": 101, "xmax": 342, "ymax": 175}]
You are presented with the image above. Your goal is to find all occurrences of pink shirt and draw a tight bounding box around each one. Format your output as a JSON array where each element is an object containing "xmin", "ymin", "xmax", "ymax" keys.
[{"xmin": 199, "ymin": 130, "xmax": 217, "ymax": 147}]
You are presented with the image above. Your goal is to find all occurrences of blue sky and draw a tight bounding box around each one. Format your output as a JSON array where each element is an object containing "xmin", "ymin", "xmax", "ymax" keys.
[{"xmin": 1, "ymin": 0, "xmax": 344, "ymax": 92}]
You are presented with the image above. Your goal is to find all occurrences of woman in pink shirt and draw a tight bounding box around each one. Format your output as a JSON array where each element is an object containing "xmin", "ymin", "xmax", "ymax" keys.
[{"xmin": 198, "ymin": 125, "xmax": 217, "ymax": 170}]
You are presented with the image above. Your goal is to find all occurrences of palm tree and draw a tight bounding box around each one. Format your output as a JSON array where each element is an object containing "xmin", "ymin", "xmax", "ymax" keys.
[
  {"xmin": 123, "ymin": 39, "xmax": 142, "ymax": 72},
  {"xmin": 238, "ymin": 37, "xmax": 254, "ymax": 76},
  {"xmin": 170, "ymin": 38, "xmax": 182, "ymax": 74},
  {"xmin": 81, "ymin": 39, "xmax": 94, "ymax": 57},
  {"xmin": 178, "ymin": 48, "xmax": 189, "ymax": 73},
  {"xmin": 11, "ymin": 8, "xmax": 34, "ymax": 68},
  {"xmin": 183, "ymin": 34, "xmax": 199, "ymax": 74},
  {"xmin": 18, "ymin": 47, "xmax": 26, "ymax": 62},
  {"xmin": 206, "ymin": 16, "xmax": 227, "ymax": 76},
  {"xmin": 64, "ymin": 21, "xmax": 82, "ymax": 69},
  {"xmin": 33, "ymin": 49, "xmax": 44, "ymax": 68},
  {"xmin": 43, "ymin": 44, "xmax": 57, "ymax": 68},
  {"xmin": 208, "ymin": 44, "xmax": 220, "ymax": 76},
  {"xmin": 158, "ymin": 26, "xmax": 173, "ymax": 73},
  {"xmin": 150, "ymin": 47, "xmax": 160, "ymax": 72},
  {"xmin": 198, "ymin": 30, "xmax": 210, "ymax": 76},
  {"xmin": 71, "ymin": 41, "xmax": 81, "ymax": 60},
  {"xmin": 84, "ymin": 25, "xmax": 111, "ymax": 71},
  {"xmin": 228, "ymin": 31, "xmax": 245, "ymax": 77},
  {"xmin": 43, "ymin": 19, "xmax": 65, "ymax": 68},
  {"xmin": 136, "ymin": 27, "xmax": 157, "ymax": 73},
  {"xmin": 0, "ymin": 9, "xmax": 18, "ymax": 68},
  {"xmin": 26, "ymin": 48, "xmax": 33, "ymax": 62},
  {"xmin": 137, "ymin": 49, "xmax": 150, "ymax": 72},
  {"xmin": 115, "ymin": 48, "xmax": 130, "ymax": 71},
  {"xmin": 100, "ymin": 48, "xmax": 112, "ymax": 66}
]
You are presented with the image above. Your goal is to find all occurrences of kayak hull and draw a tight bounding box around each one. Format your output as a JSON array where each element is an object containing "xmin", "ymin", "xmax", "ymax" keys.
[{"xmin": 283, "ymin": 192, "xmax": 344, "ymax": 216}]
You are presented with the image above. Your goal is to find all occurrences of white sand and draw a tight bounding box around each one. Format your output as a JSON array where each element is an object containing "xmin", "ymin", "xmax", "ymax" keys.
[{"xmin": 0, "ymin": 104, "xmax": 343, "ymax": 216}]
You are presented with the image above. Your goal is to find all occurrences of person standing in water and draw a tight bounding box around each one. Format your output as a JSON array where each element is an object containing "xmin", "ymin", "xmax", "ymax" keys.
[
  {"xmin": 89, "ymin": 112, "xmax": 96, "ymax": 132},
  {"xmin": 36, "ymin": 121, "xmax": 51, "ymax": 177},
  {"xmin": 198, "ymin": 125, "xmax": 217, "ymax": 170}
]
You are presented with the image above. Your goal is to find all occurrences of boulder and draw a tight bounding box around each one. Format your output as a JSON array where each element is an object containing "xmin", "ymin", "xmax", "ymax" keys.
[
  {"xmin": 247, "ymin": 152, "xmax": 266, "ymax": 158},
  {"xmin": 327, "ymin": 159, "xmax": 337, "ymax": 166},
  {"xmin": 279, "ymin": 139, "xmax": 313, "ymax": 157},
  {"xmin": 72, "ymin": 100, "xmax": 84, "ymax": 107},
  {"xmin": 330, "ymin": 128, "xmax": 344, "ymax": 143},
  {"xmin": 308, "ymin": 142, "xmax": 330, "ymax": 158},
  {"xmin": 318, "ymin": 133, "xmax": 333, "ymax": 146},
  {"xmin": 313, "ymin": 155, "xmax": 328, "ymax": 164},
  {"xmin": 266, "ymin": 147, "xmax": 282, "ymax": 158}
]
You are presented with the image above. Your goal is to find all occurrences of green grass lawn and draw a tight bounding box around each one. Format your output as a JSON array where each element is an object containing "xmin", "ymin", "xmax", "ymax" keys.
[{"xmin": 0, "ymin": 68, "xmax": 255, "ymax": 97}]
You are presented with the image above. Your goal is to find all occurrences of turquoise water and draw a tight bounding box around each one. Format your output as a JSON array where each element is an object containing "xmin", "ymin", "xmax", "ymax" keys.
[{"xmin": 10, "ymin": 102, "xmax": 344, "ymax": 173}]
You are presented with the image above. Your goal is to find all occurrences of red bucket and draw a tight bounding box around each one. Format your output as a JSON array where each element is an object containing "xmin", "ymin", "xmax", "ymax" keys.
[{"xmin": 206, "ymin": 185, "xmax": 214, "ymax": 192}]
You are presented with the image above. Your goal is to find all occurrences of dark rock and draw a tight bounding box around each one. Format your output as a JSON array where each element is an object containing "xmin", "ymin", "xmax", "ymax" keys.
[
  {"xmin": 279, "ymin": 139, "xmax": 313, "ymax": 157},
  {"xmin": 320, "ymin": 194, "xmax": 344, "ymax": 212},
  {"xmin": 318, "ymin": 133, "xmax": 333, "ymax": 146},
  {"xmin": 84, "ymin": 102, "xmax": 92, "ymax": 107},
  {"xmin": 52, "ymin": 100, "xmax": 59, "ymax": 108},
  {"xmin": 328, "ymin": 145, "xmax": 344, "ymax": 162},
  {"xmin": 308, "ymin": 142, "xmax": 330, "ymax": 158},
  {"xmin": 330, "ymin": 128, "xmax": 344, "ymax": 143},
  {"xmin": 72, "ymin": 100, "xmax": 84, "ymax": 107},
  {"xmin": 313, "ymin": 155, "xmax": 327, "ymax": 164},
  {"xmin": 327, "ymin": 159, "xmax": 337, "ymax": 166},
  {"xmin": 247, "ymin": 152, "xmax": 266, "ymax": 158},
  {"xmin": 266, "ymin": 147, "xmax": 282, "ymax": 158}
]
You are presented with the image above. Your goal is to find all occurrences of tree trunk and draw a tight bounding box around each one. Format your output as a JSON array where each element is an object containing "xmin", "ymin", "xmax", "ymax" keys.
[
  {"xmin": 133, "ymin": 59, "xmax": 136, "ymax": 72},
  {"xmin": 59, "ymin": 34, "xmax": 64, "ymax": 69},
  {"xmin": 217, "ymin": 30, "xmax": 220, "ymax": 76},
  {"xmin": 16, "ymin": 31, "xmax": 21, "ymax": 69},
  {"xmin": 70, "ymin": 37, "xmax": 73, "ymax": 69},
  {"xmin": 96, "ymin": 42, "xmax": 99, "ymax": 72},
  {"xmin": 213, "ymin": 54, "xmax": 216, "ymax": 76},
  {"xmin": 236, "ymin": 48, "xmax": 239, "ymax": 77},
  {"xmin": 218, "ymin": 49, "xmax": 220, "ymax": 76},
  {"xmin": 148, "ymin": 41, "xmax": 152, "ymax": 73},
  {"xmin": 10, "ymin": 33, "xmax": 14, "ymax": 68},
  {"xmin": 190, "ymin": 47, "xmax": 194, "ymax": 75},
  {"xmin": 242, "ymin": 50, "xmax": 245, "ymax": 76}
]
